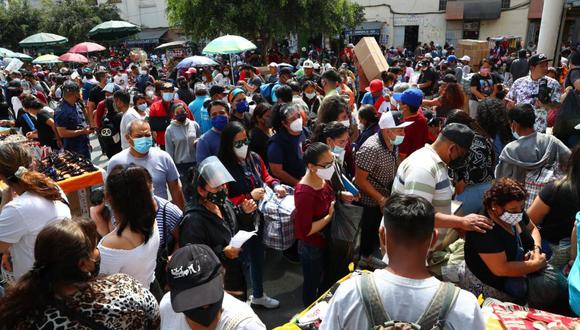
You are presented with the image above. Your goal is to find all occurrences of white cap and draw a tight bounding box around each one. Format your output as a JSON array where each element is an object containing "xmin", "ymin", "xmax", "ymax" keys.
[
  {"xmin": 460, "ymin": 55, "xmax": 471, "ymax": 62},
  {"xmin": 379, "ymin": 111, "xmax": 413, "ymax": 129},
  {"xmin": 313, "ymin": 63, "xmax": 321, "ymax": 70},
  {"xmin": 268, "ymin": 62, "xmax": 278, "ymax": 68},
  {"xmin": 103, "ymin": 83, "xmax": 116, "ymax": 93},
  {"xmin": 434, "ymin": 57, "xmax": 440, "ymax": 63},
  {"xmin": 198, "ymin": 156, "xmax": 235, "ymax": 188},
  {"xmin": 424, "ymin": 53, "xmax": 433, "ymax": 59},
  {"xmin": 324, "ymin": 63, "xmax": 333, "ymax": 70},
  {"xmin": 347, "ymin": 43, "xmax": 355, "ymax": 48},
  {"xmin": 302, "ymin": 60, "xmax": 314, "ymax": 69}
]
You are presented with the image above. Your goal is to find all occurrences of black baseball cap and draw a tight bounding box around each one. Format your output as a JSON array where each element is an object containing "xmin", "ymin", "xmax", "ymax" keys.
[
  {"xmin": 441, "ymin": 74, "xmax": 457, "ymax": 84},
  {"xmin": 61, "ymin": 80, "xmax": 80, "ymax": 93},
  {"xmin": 279, "ymin": 67, "xmax": 293, "ymax": 77},
  {"xmin": 209, "ymin": 85, "xmax": 228, "ymax": 97},
  {"xmin": 529, "ymin": 53, "xmax": 551, "ymax": 66},
  {"xmin": 167, "ymin": 244, "xmax": 224, "ymax": 326},
  {"xmin": 321, "ymin": 69, "xmax": 341, "ymax": 83},
  {"xmin": 442, "ymin": 123, "xmax": 474, "ymax": 150}
]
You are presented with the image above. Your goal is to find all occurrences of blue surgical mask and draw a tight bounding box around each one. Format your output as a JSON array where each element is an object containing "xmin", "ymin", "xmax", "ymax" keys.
[
  {"xmin": 332, "ymin": 145, "xmax": 345, "ymax": 154},
  {"xmin": 512, "ymin": 130, "xmax": 520, "ymax": 139},
  {"xmin": 137, "ymin": 103, "xmax": 148, "ymax": 112},
  {"xmin": 390, "ymin": 135, "xmax": 405, "ymax": 145},
  {"xmin": 235, "ymin": 100, "xmax": 249, "ymax": 113},
  {"xmin": 211, "ymin": 115, "xmax": 228, "ymax": 131},
  {"xmin": 162, "ymin": 92, "xmax": 174, "ymax": 102},
  {"xmin": 132, "ymin": 136, "xmax": 153, "ymax": 154}
]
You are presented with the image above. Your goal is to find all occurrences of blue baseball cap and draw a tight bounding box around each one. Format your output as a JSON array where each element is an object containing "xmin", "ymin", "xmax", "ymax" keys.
[
  {"xmin": 393, "ymin": 88, "xmax": 424, "ymax": 108},
  {"xmin": 447, "ymin": 55, "xmax": 458, "ymax": 63}
]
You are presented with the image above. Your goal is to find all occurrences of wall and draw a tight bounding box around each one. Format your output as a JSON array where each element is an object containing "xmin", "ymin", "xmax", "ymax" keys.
[
  {"xmin": 97, "ymin": 0, "xmax": 169, "ymax": 28},
  {"xmin": 479, "ymin": 3, "xmax": 529, "ymax": 42}
]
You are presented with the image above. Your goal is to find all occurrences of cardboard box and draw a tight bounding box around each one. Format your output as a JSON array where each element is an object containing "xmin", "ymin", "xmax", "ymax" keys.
[
  {"xmin": 354, "ymin": 37, "xmax": 389, "ymax": 81},
  {"xmin": 456, "ymin": 39, "xmax": 490, "ymax": 68},
  {"xmin": 66, "ymin": 187, "xmax": 92, "ymax": 218}
]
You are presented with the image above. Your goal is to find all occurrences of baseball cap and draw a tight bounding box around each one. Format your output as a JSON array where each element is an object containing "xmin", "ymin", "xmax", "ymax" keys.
[
  {"xmin": 198, "ymin": 156, "xmax": 235, "ymax": 188},
  {"xmin": 393, "ymin": 88, "xmax": 424, "ymax": 108},
  {"xmin": 460, "ymin": 55, "xmax": 471, "ymax": 62},
  {"xmin": 379, "ymin": 111, "xmax": 413, "ymax": 129},
  {"xmin": 103, "ymin": 82, "xmax": 116, "ymax": 93},
  {"xmin": 365, "ymin": 79, "xmax": 384, "ymax": 93},
  {"xmin": 61, "ymin": 80, "xmax": 80, "ymax": 93},
  {"xmin": 529, "ymin": 53, "xmax": 551, "ymax": 66},
  {"xmin": 313, "ymin": 63, "xmax": 321, "ymax": 70},
  {"xmin": 442, "ymin": 123, "xmax": 474, "ymax": 150},
  {"xmin": 321, "ymin": 69, "xmax": 341, "ymax": 83},
  {"xmin": 447, "ymin": 55, "xmax": 458, "ymax": 63},
  {"xmin": 347, "ymin": 43, "xmax": 355, "ymax": 49},
  {"xmin": 302, "ymin": 60, "xmax": 314, "ymax": 69},
  {"xmin": 268, "ymin": 62, "xmax": 278, "ymax": 68},
  {"xmin": 209, "ymin": 85, "xmax": 228, "ymax": 97},
  {"xmin": 279, "ymin": 67, "xmax": 293, "ymax": 77},
  {"xmin": 424, "ymin": 53, "xmax": 433, "ymax": 59},
  {"xmin": 167, "ymin": 244, "xmax": 224, "ymax": 326},
  {"xmin": 186, "ymin": 67, "xmax": 197, "ymax": 75}
]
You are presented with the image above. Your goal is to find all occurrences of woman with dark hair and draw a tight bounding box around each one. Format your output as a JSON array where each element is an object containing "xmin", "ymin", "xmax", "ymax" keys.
[
  {"xmin": 20, "ymin": 95, "xmax": 61, "ymax": 149},
  {"xmin": 249, "ymin": 103, "xmax": 273, "ymax": 162},
  {"xmin": 445, "ymin": 109, "xmax": 495, "ymax": 214},
  {"xmin": 179, "ymin": 156, "xmax": 257, "ymax": 301},
  {"xmin": 294, "ymin": 142, "xmax": 335, "ymax": 307},
  {"xmin": 0, "ymin": 218, "xmax": 160, "ymax": 329},
  {"xmin": 463, "ymin": 178, "xmax": 546, "ymax": 303},
  {"xmin": 98, "ymin": 165, "xmax": 159, "ymax": 293},
  {"xmin": 528, "ymin": 145, "xmax": 580, "ymax": 264},
  {"xmin": 355, "ymin": 104, "xmax": 379, "ymax": 151},
  {"xmin": 433, "ymin": 76, "xmax": 466, "ymax": 118},
  {"xmin": 132, "ymin": 94, "xmax": 149, "ymax": 118},
  {"xmin": 218, "ymin": 121, "xmax": 286, "ymax": 308},
  {"xmin": 268, "ymin": 103, "xmax": 306, "ymax": 186},
  {"xmin": 0, "ymin": 143, "xmax": 71, "ymax": 280},
  {"xmin": 469, "ymin": 58, "xmax": 499, "ymax": 118},
  {"xmin": 476, "ymin": 98, "xmax": 513, "ymax": 159},
  {"xmin": 176, "ymin": 76, "xmax": 194, "ymax": 105}
]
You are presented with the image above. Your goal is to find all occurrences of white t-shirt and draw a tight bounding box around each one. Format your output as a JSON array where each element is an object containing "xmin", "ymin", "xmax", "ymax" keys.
[
  {"xmin": 97, "ymin": 223, "xmax": 160, "ymax": 287},
  {"xmin": 114, "ymin": 73, "xmax": 129, "ymax": 90},
  {"xmin": 320, "ymin": 270, "xmax": 485, "ymax": 330},
  {"xmin": 0, "ymin": 192, "xmax": 71, "ymax": 278},
  {"xmin": 160, "ymin": 292, "xmax": 266, "ymax": 330}
]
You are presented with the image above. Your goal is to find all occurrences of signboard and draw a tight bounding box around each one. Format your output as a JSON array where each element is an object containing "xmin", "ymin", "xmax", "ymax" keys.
[{"xmin": 5, "ymin": 58, "xmax": 23, "ymax": 73}]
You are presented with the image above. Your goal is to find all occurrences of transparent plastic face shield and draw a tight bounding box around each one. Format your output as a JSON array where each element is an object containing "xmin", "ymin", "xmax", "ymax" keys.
[{"xmin": 198, "ymin": 156, "xmax": 235, "ymax": 188}]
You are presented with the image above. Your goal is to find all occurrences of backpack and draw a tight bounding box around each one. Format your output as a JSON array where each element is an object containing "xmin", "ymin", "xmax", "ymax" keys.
[
  {"xmin": 356, "ymin": 273, "xmax": 460, "ymax": 330},
  {"xmin": 523, "ymin": 162, "xmax": 563, "ymax": 209},
  {"xmin": 259, "ymin": 83, "xmax": 275, "ymax": 103},
  {"xmin": 136, "ymin": 73, "xmax": 150, "ymax": 93},
  {"xmin": 99, "ymin": 98, "xmax": 121, "ymax": 147}
]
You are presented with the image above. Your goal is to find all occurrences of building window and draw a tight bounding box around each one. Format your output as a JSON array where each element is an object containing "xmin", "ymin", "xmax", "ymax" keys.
[
  {"xmin": 439, "ymin": 0, "xmax": 447, "ymax": 11},
  {"xmin": 501, "ymin": 0, "xmax": 511, "ymax": 8}
]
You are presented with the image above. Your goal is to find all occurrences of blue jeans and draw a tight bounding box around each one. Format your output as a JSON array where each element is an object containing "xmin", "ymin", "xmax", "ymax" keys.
[
  {"xmin": 298, "ymin": 241, "xmax": 325, "ymax": 307},
  {"xmin": 456, "ymin": 182, "xmax": 492, "ymax": 215},
  {"xmin": 241, "ymin": 229, "xmax": 265, "ymax": 298}
]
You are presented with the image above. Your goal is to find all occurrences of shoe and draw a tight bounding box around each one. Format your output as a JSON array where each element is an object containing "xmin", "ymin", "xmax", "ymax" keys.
[
  {"xmin": 358, "ymin": 256, "xmax": 387, "ymax": 270},
  {"xmin": 250, "ymin": 294, "xmax": 280, "ymax": 309}
]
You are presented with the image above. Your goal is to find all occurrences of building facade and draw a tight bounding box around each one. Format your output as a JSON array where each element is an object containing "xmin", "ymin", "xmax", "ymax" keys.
[{"xmin": 96, "ymin": 0, "xmax": 169, "ymax": 28}]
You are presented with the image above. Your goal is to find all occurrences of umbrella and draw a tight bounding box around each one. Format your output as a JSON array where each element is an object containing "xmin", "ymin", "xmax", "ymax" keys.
[
  {"xmin": 59, "ymin": 53, "xmax": 89, "ymax": 64},
  {"xmin": 0, "ymin": 48, "xmax": 16, "ymax": 58},
  {"xmin": 19, "ymin": 32, "xmax": 68, "ymax": 47},
  {"xmin": 33, "ymin": 54, "xmax": 62, "ymax": 64},
  {"xmin": 88, "ymin": 20, "xmax": 140, "ymax": 41},
  {"xmin": 155, "ymin": 40, "xmax": 187, "ymax": 50},
  {"xmin": 69, "ymin": 42, "xmax": 106, "ymax": 53},
  {"xmin": 11, "ymin": 52, "xmax": 33, "ymax": 61},
  {"xmin": 176, "ymin": 56, "xmax": 218, "ymax": 69},
  {"xmin": 202, "ymin": 35, "xmax": 257, "ymax": 83}
]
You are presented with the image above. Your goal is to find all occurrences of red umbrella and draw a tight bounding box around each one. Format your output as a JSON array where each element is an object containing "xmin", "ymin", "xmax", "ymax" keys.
[
  {"xmin": 58, "ymin": 53, "xmax": 89, "ymax": 64},
  {"xmin": 69, "ymin": 42, "xmax": 106, "ymax": 53}
]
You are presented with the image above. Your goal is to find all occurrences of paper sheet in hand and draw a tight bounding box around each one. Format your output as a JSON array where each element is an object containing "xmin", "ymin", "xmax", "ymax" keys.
[
  {"xmin": 230, "ymin": 230, "xmax": 257, "ymax": 248},
  {"xmin": 5, "ymin": 58, "xmax": 23, "ymax": 73}
]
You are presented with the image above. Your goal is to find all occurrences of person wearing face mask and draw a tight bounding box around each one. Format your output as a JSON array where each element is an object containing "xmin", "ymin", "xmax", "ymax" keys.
[
  {"xmin": 228, "ymin": 88, "xmax": 252, "ymax": 128},
  {"xmin": 214, "ymin": 66, "xmax": 232, "ymax": 87},
  {"xmin": 165, "ymin": 103, "xmax": 201, "ymax": 204},
  {"xmin": 355, "ymin": 104, "xmax": 380, "ymax": 152},
  {"xmin": 196, "ymin": 100, "xmax": 230, "ymax": 164},
  {"xmin": 321, "ymin": 195, "xmax": 485, "ymax": 330},
  {"xmin": 268, "ymin": 103, "xmax": 306, "ymax": 186},
  {"xmin": 179, "ymin": 156, "xmax": 257, "ymax": 301},
  {"xmin": 469, "ymin": 59, "xmax": 499, "ymax": 118},
  {"xmin": 394, "ymin": 88, "xmax": 428, "ymax": 159},
  {"xmin": 417, "ymin": 60, "xmax": 438, "ymax": 98},
  {"xmin": 301, "ymin": 80, "xmax": 321, "ymax": 117},
  {"xmin": 87, "ymin": 70, "xmax": 110, "ymax": 127},
  {"xmin": 361, "ymin": 79, "xmax": 388, "ymax": 112},
  {"xmin": 249, "ymin": 103, "xmax": 273, "ymax": 163},
  {"xmin": 355, "ymin": 111, "xmax": 412, "ymax": 270},
  {"xmin": 121, "ymin": 93, "xmax": 148, "ymax": 149},
  {"xmin": 55, "ymin": 81, "xmax": 94, "ymax": 159},
  {"xmin": 294, "ymin": 142, "xmax": 336, "ymax": 307},
  {"xmin": 188, "ymin": 83, "xmax": 211, "ymax": 134},
  {"xmin": 144, "ymin": 84, "xmax": 158, "ymax": 105},
  {"xmin": 0, "ymin": 218, "xmax": 160, "ymax": 329},
  {"xmin": 392, "ymin": 123, "xmax": 494, "ymax": 253},
  {"xmin": 108, "ymin": 120, "xmax": 185, "ymax": 210},
  {"xmin": 217, "ymin": 122, "xmax": 286, "ymax": 309},
  {"xmin": 463, "ymin": 178, "xmax": 550, "ymax": 304},
  {"xmin": 149, "ymin": 82, "xmax": 192, "ymax": 149}
]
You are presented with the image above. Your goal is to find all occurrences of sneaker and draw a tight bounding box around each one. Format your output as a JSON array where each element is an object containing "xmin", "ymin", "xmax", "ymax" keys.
[
  {"xmin": 250, "ymin": 294, "xmax": 280, "ymax": 309},
  {"xmin": 358, "ymin": 256, "xmax": 387, "ymax": 270}
]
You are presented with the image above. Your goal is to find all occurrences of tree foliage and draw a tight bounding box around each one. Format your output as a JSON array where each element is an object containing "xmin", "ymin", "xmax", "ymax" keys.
[
  {"xmin": 0, "ymin": 0, "xmax": 43, "ymax": 49},
  {"xmin": 166, "ymin": 0, "xmax": 364, "ymax": 43}
]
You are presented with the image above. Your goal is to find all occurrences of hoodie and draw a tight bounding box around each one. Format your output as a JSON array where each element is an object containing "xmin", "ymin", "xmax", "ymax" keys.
[
  {"xmin": 164, "ymin": 118, "xmax": 200, "ymax": 165},
  {"xmin": 495, "ymin": 132, "xmax": 571, "ymax": 183}
]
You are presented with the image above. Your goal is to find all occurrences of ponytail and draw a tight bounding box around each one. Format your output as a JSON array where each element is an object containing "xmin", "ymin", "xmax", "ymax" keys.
[{"xmin": 17, "ymin": 170, "xmax": 63, "ymax": 201}]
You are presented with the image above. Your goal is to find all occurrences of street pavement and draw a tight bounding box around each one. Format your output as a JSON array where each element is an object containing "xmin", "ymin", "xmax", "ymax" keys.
[{"xmin": 89, "ymin": 136, "xmax": 305, "ymax": 328}]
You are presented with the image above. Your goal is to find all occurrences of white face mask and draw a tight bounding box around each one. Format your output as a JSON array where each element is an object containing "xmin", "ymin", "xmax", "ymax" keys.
[
  {"xmin": 289, "ymin": 117, "xmax": 303, "ymax": 132},
  {"xmin": 339, "ymin": 119, "xmax": 350, "ymax": 128},
  {"xmin": 358, "ymin": 122, "xmax": 365, "ymax": 131},
  {"xmin": 305, "ymin": 92, "xmax": 317, "ymax": 99},
  {"xmin": 223, "ymin": 71, "xmax": 230, "ymax": 76},
  {"xmin": 316, "ymin": 165, "xmax": 335, "ymax": 181},
  {"xmin": 146, "ymin": 90, "xmax": 155, "ymax": 97},
  {"xmin": 499, "ymin": 211, "xmax": 523, "ymax": 226},
  {"xmin": 234, "ymin": 145, "xmax": 248, "ymax": 159}
]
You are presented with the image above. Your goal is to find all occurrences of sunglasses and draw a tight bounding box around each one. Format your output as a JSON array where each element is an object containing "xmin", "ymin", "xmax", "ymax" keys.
[{"xmin": 233, "ymin": 138, "xmax": 250, "ymax": 148}]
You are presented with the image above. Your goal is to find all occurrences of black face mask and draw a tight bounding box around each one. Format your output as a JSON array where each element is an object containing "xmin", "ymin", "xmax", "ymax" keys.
[
  {"xmin": 206, "ymin": 189, "xmax": 228, "ymax": 205},
  {"xmin": 183, "ymin": 296, "xmax": 223, "ymax": 327},
  {"xmin": 448, "ymin": 154, "xmax": 468, "ymax": 170}
]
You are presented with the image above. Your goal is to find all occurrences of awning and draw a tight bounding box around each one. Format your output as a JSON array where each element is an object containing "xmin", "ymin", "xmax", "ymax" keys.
[
  {"xmin": 126, "ymin": 28, "xmax": 168, "ymax": 46},
  {"xmin": 345, "ymin": 21, "xmax": 383, "ymax": 37},
  {"xmin": 464, "ymin": 0, "xmax": 501, "ymax": 20}
]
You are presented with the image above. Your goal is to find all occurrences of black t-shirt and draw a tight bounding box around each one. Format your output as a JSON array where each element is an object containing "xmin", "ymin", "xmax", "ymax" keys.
[
  {"xmin": 564, "ymin": 68, "xmax": 580, "ymax": 89},
  {"xmin": 88, "ymin": 85, "xmax": 106, "ymax": 105},
  {"xmin": 36, "ymin": 110, "xmax": 57, "ymax": 148},
  {"xmin": 538, "ymin": 181, "xmax": 579, "ymax": 244},
  {"xmin": 250, "ymin": 127, "xmax": 270, "ymax": 163},
  {"xmin": 15, "ymin": 110, "xmax": 37, "ymax": 136},
  {"xmin": 418, "ymin": 68, "xmax": 437, "ymax": 96},
  {"xmin": 470, "ymin": 73, "xmax": 498, "ymax": 100},
  {"xmin": 465, "ymin": 212, "xmax": 535, "ymax": 291}
]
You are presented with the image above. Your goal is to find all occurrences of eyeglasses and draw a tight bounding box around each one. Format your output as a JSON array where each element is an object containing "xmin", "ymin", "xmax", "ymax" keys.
[
  {"xmin": 316, "ymin": 162, "xmax": 334, "ymax": 169},
  {"xmin": 233, "ymin": 138, "xmax": 250, "ymax": 148}
]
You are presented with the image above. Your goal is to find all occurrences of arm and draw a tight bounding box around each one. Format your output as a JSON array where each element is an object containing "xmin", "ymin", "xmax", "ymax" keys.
[
  {"xmin": 46, "ymin": 118, "xmax": 63, "ymax": 146},
  {"xmin": 167, "ymin": 179, "xmax": 185, "ymax": 210},
  {"xmin": 526, "ymin": 195, "xmax": 550, "ymax": 226},
  {"xmin": 257, "ymin": 156, "xmax": 278, "ymax": 187},
  {"xmin": 307, "ymin": 206, "xmax": 334, "ymax": 236},
  {"xmin": 269, "ymin": 163, "xmax": 299, "ymax": 186},
  {"xmin": 164, "ymin": 129, "xmax": 175, "ymax": 160},
  {"xmin": 354, "ymin": 167, "xmax": 385, "ymax": 206},
  {"xmin": 422, "ymin": 97, "xmax": 442, "ymax": 107},
  {"xmin": 526, "ymin": 220, "xmax": 542, "ymax": 248},
  {"xmin": 470, "ymin": 86, "xmax": 486, "ymax": 100},
  {"xmin": 56, "ymin": 126, "xmax": 91, "ymax": 138},
  {"xmin": 479, "ymin": 250, "xmax": 546, "ymax": 277}
]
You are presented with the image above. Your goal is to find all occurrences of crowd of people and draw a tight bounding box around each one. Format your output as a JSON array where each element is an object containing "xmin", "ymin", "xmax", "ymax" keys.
[{"xmin": 0, "ymin": 37, "xmax": 579, "ymax": 329}]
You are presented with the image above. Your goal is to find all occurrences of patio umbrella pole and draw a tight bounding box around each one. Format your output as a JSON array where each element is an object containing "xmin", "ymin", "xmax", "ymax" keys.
[{"xmin": 230, "ymin": 53, "xmax": 234, "ymax": 86}]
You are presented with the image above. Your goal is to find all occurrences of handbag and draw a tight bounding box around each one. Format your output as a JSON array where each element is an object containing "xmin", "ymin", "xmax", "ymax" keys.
[
  {"xmin": 154, "ymin": 200, "xmax": 171, "ymax": 291},
  {"xmin": 331, "ymin": 200, "xmax": 363, "ymax": 243},
  {"xmin": 259, "ymin": 185, "xmax": 295, "ymax": 251}
]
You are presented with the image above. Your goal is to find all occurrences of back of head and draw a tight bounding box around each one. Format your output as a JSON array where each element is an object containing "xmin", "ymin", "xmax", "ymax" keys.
[
  {"xmin": 570, "ymin": 52, "xmax": 580, "ymax": 67},
  {"xmin": 275, "ymin": 84, "xmax": 293, "ymax": 103},
  {"xmin": 508, "ymin": 103, "xmax": 535, "ymax": 129},
  {"xmin": 303, "ymin": 142, "xmax": 331, "ymax": 165},
  {"xmin": 383, "ymin": 194, "xmax": 435, "ymax": 244},
  {"xmin": 113, "ymin": 90, "xmax": 130, "ymax": 105},
  {"xmin": 358, "ymin": 104, "xmax": 379, "ymax": 125},
  {"xmin": 519, "ymin": 49, "xmax": 528, "ymax": 59},
  {"xmin": 288, "ymin": 80, "xmax": 301, "ymax": 94},
  {"xmin": 445, "ymin": 109, "xmax": 474, "ymax": 129},
  {"xmin": 317, "ymin": 95, "xmax": 348, "ymax": 124}
]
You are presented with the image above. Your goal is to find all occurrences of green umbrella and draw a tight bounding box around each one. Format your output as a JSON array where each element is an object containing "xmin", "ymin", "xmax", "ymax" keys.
[
  {"xmin": 11, "ymin": 52, "xmax": 33, "ymax": 61},
  {"xmin": 202, "ymin": 35, "xmax": 257, "ymax": 55},
  {"xmin": 0, "ymin": 47, "xmax": 16, "ymax": 58},
  {"xmin": 19, "ymin": 33, "xmax": 68, "ymax": 48},
  {"xmin": 88, "ymin": 20, "xmax": 140, "ymax": 41},
  {"xmin": 33, "ymin": 54, "xmax": 62, "ymax": 64}
]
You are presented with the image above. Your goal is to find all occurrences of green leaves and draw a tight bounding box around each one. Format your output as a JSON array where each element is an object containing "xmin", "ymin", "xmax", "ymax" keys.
[{"xmin": 0, "ymin": 0, "xmax": 42, "ymax": 49}]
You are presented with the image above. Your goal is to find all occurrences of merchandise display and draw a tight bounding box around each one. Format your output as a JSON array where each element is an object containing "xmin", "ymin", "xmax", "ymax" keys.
[{"xmin": 38, "ymin": 150, "xmax": 98, "ymax": 182}]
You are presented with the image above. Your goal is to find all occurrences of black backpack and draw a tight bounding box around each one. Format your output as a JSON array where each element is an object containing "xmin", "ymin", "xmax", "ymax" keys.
[{"xmin": 99, "ymin": 98, "xmax": 122, "ymax": 147}]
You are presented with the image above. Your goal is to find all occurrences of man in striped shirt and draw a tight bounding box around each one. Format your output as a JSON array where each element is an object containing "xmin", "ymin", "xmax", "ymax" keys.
[{"xmin": 391, "ymin": 123, "xmax": 493, "ymax": 250}]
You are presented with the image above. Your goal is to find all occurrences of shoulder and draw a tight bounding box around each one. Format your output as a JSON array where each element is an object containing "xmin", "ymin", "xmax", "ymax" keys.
[{"xmin": 157, "ymin": 197, "xmax": 183, "ymax": 217}]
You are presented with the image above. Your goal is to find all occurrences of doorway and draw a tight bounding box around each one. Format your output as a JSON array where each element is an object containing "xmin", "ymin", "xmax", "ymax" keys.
[{"xmin": 404, "ymin": 25, "xmax": 419, "ymax": 49}]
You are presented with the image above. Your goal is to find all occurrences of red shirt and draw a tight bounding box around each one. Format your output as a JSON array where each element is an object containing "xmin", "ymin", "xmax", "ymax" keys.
[
  {"xmin": 94, "ymin": 100, "xmax": 107, "ymax": 128},
  {"xmin": 294, "ymin": 182, "xmax": 334, "ymax": 248},
  {"xmin": 148, "ymin": 99, "xmax": 192, "ymax": 146},
  {"xmin": 399, "ymin": 110, "xmax": 428, "ymax": 158}
]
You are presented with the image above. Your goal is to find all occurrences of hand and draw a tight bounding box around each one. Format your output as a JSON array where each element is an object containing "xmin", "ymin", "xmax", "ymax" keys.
[
  {"xmin": 250, "ymin": 188, "xmax": 265, "ymax": 201},
  {"xmin": 56, "ymin": 139, "xmax": 63, "ymax": 149},
  {"xmin": 340, "ymin": 191, "xmax": 355, "ymax": 203},
  {"xmin": 223, "ymin": 245, "xmax": 241, "ymax": 259},
  {"xmin": 81, "ymin": 127, "xmax": 94, "ymax": 135},
  {"xmin": 460, "ymin": 214, "xmax": 494, "ymax": 233},
  {"xmin": 241, "ymin": 198, "xmax": 257, "ymax": 214},
  {"xmin": 1, "ymin": 252, "xmax": 12, "ymax": 272},
  {"xmin": 379, "ymin": 196, "xmax": 388, "ymax": 210},
  {"xmin": 327, "ymin": 201, "xmax": 336, "ymax": 219},
  {"xmin": 527, "ymin": 250, "xmax": 548, "ymax": 271},
  {"xmin": 274, "ymin": 185, "xmax": 287, "ymax": 198}
]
